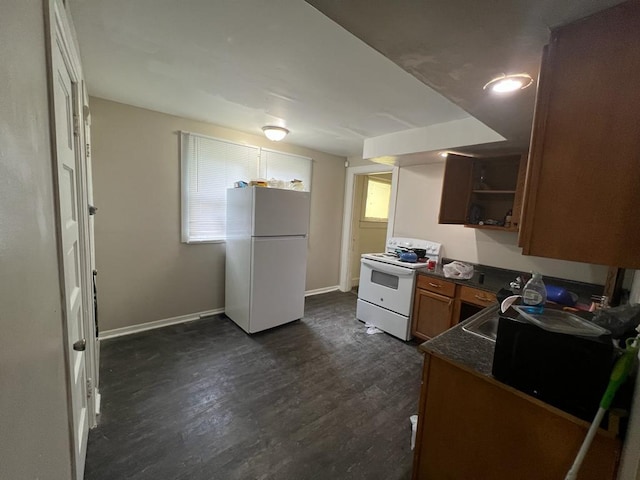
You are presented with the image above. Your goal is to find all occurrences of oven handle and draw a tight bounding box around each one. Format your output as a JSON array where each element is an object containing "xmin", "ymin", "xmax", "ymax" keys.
[{"xmin": 361, "ymin": 258, "xmax": 416, "ymax": 277}]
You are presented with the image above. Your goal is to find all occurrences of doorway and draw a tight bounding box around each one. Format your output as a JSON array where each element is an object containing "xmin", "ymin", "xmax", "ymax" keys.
[
  {"xmin": 350, "ymin": 173, "xmax": 392, "ymax": 287},
  {"xmin": 339, "ymin": 164, "xmax": 398, "ymax": 292},
  {"xmin": 46, "ymin": 1, "xmax": 98, "ymax": 478}
]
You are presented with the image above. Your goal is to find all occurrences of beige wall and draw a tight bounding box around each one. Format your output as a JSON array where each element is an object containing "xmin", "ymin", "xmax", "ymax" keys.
[
  {"xmin": 90, "ymin": 98, "xmax": 346, "ymax": 331},
  {"xmin": 0, "ymin": 2, "xmax": 73, "ymax": 478},
  {"xmin": 394, "ymin": 163, "xmax": 609, "ymax": 284}
]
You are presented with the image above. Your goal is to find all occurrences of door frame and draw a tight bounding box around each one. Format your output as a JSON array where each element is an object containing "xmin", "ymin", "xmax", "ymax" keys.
[
  {"xmin": 338, "ymin": 164, "xmax": 398, "ymax": 292},
  {"xmin": 45, "ymin": 0, "xmax": 98, "ymax": 477},
  {"xmin": 80, "ymin": 85, "xmax": 100, "ymax": 413}
]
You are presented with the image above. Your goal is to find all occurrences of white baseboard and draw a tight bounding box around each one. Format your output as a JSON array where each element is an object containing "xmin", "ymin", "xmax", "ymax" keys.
[
  {"xmin": 305, "ymin": 285, "xmax": 340, "ymax": 296},
  {"xmin": 99, "ymin": 308, "xmax": 224, "ymax": 340},
  {"xmin": 99, "ymin": 288, "xmax": 344, "ymax": 340}
]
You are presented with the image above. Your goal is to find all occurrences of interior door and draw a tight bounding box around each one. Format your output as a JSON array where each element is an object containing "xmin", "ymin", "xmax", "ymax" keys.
[{"xmin": 52, "ymin": 29, "xmax": 88, "ymax": 479}]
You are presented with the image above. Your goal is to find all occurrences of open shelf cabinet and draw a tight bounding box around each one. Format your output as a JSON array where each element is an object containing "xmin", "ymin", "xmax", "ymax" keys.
[{"xmin": 438, "ymin": 153, "xmax": 527, "ymax": 232}]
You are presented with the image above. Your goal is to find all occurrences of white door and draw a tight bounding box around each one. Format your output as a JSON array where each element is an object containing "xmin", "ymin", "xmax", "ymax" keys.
[{"xmin": 52, "ymin": 33, "xmax": 88, "ymax": 479}]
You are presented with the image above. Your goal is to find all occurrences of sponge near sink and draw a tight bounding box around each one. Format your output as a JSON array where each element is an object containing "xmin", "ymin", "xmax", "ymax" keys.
[{"xmin": 546, "ymin": 285, "xmax": 577, "ymax": 306}]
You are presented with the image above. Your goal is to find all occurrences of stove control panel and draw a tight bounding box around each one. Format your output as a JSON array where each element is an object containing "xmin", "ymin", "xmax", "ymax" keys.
[{"xmin": 386, "ymin": 237, "xmax": 442, "ymax": 256}]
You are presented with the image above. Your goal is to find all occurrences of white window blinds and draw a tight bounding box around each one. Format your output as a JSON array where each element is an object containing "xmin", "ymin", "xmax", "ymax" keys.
[
  {"xmin": 181, "ymin": 132, "xmax": 258, "ymax": 242},
  {"xmin": 260, "ymin": 149, "xmax": 312, "ymax": 191},
  {"xmin": 181, "ymin": 132, "xmax": 312, "ymax": 243}
]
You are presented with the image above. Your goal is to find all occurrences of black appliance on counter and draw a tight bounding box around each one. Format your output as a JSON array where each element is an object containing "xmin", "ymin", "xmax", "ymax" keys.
[{"xmin": 492, "ymin": 309, "xmax": 617, "ymax": 422}]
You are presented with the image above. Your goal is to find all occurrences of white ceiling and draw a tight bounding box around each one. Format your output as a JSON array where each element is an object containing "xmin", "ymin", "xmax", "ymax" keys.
[{"xmin": 68, "ymin": 0, "xmax": 502, "ymax": 158}]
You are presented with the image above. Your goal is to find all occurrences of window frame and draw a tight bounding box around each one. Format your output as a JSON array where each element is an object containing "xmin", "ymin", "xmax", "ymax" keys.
[{"xmin": 360, "ymin": 175, "xmax": 392, "ymax": 223}]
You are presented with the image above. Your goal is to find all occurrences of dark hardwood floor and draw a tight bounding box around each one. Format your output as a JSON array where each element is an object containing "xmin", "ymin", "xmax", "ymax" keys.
[{"xmin": 85, "ymin": 291, "xmax": 423, "ymax": 480}]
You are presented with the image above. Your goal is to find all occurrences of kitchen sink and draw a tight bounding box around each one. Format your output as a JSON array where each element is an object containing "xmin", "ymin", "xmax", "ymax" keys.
[{"xmin": 462, "ymin": 304, "xmax": 500, "ymax": 342}]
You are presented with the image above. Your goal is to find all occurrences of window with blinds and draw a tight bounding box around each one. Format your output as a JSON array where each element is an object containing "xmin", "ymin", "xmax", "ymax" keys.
[
  {"xmin": 260, "ymin": 149, "xmax": 312, "ymax": 190},
  {"xmin": 180, "ymin": 132, "xmax": 312, "ymax": 243}
]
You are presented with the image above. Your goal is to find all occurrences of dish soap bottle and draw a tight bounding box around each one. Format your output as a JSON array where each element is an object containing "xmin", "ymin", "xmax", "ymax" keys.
[{"xmin": 522, "ymin": 272, "xmax": 547, "ymax": 314}]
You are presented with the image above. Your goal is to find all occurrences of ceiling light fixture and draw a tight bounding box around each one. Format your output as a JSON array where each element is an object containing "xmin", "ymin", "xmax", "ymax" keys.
[
  {"xmin": 262, "ymin": 126, "xmax": 289, "ymax": 141},
  {"xmin": 483, "ymin": 73, "xmax": 534, "ymax": 94},
  {"xmin": 439, "ymin": 152, "xmax": 449, "ymax": 158}
]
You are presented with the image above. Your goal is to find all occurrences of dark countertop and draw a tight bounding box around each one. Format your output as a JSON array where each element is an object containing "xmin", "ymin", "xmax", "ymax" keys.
[
  {"xmin": 417, "ymin": 259, "xmax": 604, "ymax": 306},
  {"xmin": 417, "ymin": 265, "xmax": 513, "ymax": 295},
  {"xmin": 418, "ymin": 305, "xmax": 497, "ymax": 376},
  {"xmin": 416, "ymin": 261, "xmax": 608, "ymax": 377}
]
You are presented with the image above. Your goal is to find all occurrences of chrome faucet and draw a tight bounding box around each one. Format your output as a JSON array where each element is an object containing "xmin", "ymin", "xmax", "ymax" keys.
[{"xmin": 509, "ymin": 276, "xmax": 524, "ymax": 291}]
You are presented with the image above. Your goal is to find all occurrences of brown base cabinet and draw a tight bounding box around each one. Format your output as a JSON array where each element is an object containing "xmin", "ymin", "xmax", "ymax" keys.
[
  {"xmin": 412, "ymin": 276, "xmax": 456, "ymax": 340},
  {"xmin": 412, "ymin": 275, "xmax": 497, "ymax": 341},
  {"xmin": 412, "ymin": 353, "xmax": 621, "ymax": 480},
  {"xmin": 412, "ymin": 290, "xmax": 454, "ymax": 340}
]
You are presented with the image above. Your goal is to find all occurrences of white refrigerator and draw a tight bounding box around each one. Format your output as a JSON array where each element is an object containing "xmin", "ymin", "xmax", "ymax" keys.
[{"xmin": 225, "ymin": 187, "xmax": 310, "ymax": 333}]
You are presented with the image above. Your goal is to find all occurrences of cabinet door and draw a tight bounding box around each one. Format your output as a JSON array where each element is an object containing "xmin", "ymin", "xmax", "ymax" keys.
[
  {"xmin": 412, "ymin": 355, "xmax": 620, "ymax": 480},
  {"xmin": 412, "ymin": 289, "xmax": 454, "ymax": 340},
  {"xmin": 438, "ymin": 154, "xmax": 473, "ymax": 224},
  {"xmin": 519, "ymin": 2, "xmax": 640, "ymax": 268}
]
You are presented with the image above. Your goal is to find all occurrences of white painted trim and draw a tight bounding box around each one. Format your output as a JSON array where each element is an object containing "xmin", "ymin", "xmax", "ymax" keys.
[
  {"xmin": 339, "ymin": 164, "xmax": 396, "ymax": 292},
  {"xmin": 305, "ymin": 285, "xmax": 340, "ymax": 297},
  {"xmin": 387, "ymin": 166, "xmax": 400, "ymax": 245},
  {"xmin": 99, "ymin": 308, "xmax": 224, "ymax": 340}
]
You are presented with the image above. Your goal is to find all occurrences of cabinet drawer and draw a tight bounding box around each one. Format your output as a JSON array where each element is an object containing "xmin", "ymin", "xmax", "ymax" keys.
[
  {"xmin": 416, "ymin": 275, "xmax": 456, "ymax": 297},
  {"xmin": 458, "ymin": 285, "xmax": 497, "ymax": 306}
]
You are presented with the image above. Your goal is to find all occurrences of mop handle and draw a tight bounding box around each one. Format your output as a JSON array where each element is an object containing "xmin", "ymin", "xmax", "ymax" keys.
[{"xmin": 564, "ymin": 335, "xmax": 640, "ymax": 480}]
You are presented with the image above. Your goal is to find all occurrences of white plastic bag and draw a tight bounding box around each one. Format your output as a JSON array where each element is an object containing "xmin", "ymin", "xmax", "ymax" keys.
[
  {"xmin": 442, "ymin": 261, "xmax": 474, "ymax": 280},
  {"xmin": 410, "ymin": 415, "xmax": 418, "ymax": 450}
]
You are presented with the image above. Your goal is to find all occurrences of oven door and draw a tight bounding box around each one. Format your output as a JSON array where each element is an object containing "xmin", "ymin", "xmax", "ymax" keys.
[{"xmin": 358, "ymin": 258, "xmax": 416, "ymax": 316}]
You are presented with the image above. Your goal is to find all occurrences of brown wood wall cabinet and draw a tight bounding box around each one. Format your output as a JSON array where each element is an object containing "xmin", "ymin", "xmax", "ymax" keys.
[
  {"xmin": 519, "ymin": 1, "xmax": 640, "ymax": 268},
  {"xmin": 439, "ymin": 153, "xmax": 527, "ymax": 232},
  {"xmin": 412, "ymin": 275, "xmax": 497, "ymax": 341},
  {"xmin": 412, "ymin": 353, "xmax": 621, "ymax": 480}
]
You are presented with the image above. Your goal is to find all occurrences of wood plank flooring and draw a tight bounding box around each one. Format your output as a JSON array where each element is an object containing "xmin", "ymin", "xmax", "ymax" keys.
[{"xmin": 85, "ymin": 291, "xmax": 423, "ymax": 480}]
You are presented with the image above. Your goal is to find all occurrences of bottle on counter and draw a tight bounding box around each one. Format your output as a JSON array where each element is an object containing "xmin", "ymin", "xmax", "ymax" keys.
[
  {"xmin": 522, "ymin": 272, "xmax": 547, "ymax": 314},
  {"xmin": 504, "ymin": 209, "xmax": 513, "ymax": 228}
]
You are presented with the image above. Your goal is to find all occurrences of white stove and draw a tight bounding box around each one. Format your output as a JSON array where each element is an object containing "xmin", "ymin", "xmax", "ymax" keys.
[{"xmin": 356, "ymin": 237, "xmax": 442, "ymax": 341}]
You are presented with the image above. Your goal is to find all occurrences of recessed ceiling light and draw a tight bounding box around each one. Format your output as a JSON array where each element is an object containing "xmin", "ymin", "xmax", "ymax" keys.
[{"xmin": 483, "ymin": 74, "xmax": 534, "ymax": 94}]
